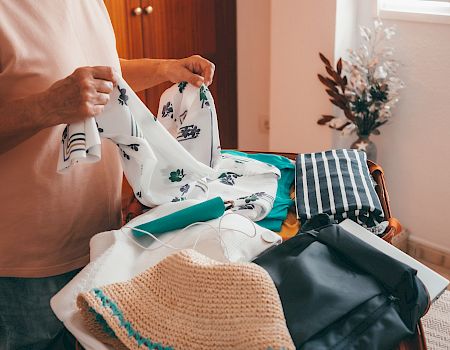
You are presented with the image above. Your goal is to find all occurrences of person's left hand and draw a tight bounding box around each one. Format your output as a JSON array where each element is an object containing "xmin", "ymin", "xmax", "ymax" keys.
[{"xmin": 163, "ymin": 55, "xmax": 215, "ymax": 88}]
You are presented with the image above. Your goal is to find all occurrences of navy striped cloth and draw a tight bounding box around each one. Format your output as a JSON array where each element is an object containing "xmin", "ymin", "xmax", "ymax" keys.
[{"xmin": 295, "ymin": 149, "xmax": 384, "ymax": 228}]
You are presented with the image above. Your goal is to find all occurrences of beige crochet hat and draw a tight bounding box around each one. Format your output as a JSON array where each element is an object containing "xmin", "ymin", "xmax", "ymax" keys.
[{"xmin": 77, "ymin": 249, "xmax": 294, "ymax": 350}]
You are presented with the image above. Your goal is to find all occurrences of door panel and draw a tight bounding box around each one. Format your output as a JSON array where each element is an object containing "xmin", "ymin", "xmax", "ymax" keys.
[
  {"xmin": 104, "ymin": 0, "xmax": 144, "ymax": 59},
  {"xmin": 140, "ymin": 0, "xmax": 216, "ymax": 59},
  {"xmin": 213, "ymin": 0, "xmax": 238, "ymax": 149},
  {"xmin": 141, "ymin": 0, "xmax": 237, "ymax": 148}
]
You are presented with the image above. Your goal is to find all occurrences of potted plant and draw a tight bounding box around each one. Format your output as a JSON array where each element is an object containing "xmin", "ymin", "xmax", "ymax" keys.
[{"xmin": 317, "ymin": 20, "xmax": 404, "ymax": 161}]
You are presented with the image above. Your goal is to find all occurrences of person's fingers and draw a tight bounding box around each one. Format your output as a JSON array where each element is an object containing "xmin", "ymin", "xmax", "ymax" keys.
[
  {"xmin": 203, "ymin": 65, "xmax": 214, "ymax": 86},
  {"xmin": 82, "ymin": 103, "xmax": 105, "ymax": 118},
  {"xmin": 187, "ymin": 55, "xmax": 215, "ymax": 86},
  {"xmin": 179, "ymin": 67, "xmax": 205, "ymax": 87},
  {"xmin": 94, "ymin": 80, "xmax": 114, "ymax": 94},
  {"xmin": 92, "ymin": 92, "xmax": 111, "ymax": 106},
  {"xmin": 91, "ymin": 104, "xmax": 105, "ymax": 116},
  {"xmin": 91, "ymin": 66, "xmax": 118, "ymax": 85},
  {"xmin": 196, "ymin": 57, "xmax": 215, "ymax": 86}
]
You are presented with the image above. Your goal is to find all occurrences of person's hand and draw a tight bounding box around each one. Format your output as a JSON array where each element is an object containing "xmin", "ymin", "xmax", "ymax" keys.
[
  {"xmin": 42, "ymin": 66, "xmax": 118, "ymax": 126},
  {"xmin": 163, "ymin": 55, "xmax": 215, "ymax": 88}
]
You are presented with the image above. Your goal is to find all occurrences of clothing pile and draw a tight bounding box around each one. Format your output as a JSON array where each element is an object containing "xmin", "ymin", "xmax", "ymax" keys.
[
  {"xmin": 51, "ymin": 77, "xmax": 410, "ymax": 349},
  {"xmin": 52, "ymin": 213, "xmax": 427, "ymax": 350},
  {"xmin": 53, "ymin": 80, "xmax": 291, "ymax": 348},
  {"xmin": 51, "ymin": 199, "xmax": 286, "ymax": 350}
]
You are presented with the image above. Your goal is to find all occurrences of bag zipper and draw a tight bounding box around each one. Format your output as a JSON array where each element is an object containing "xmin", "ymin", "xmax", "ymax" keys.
[{"xmin": 333, "ymin": 295, "xmax": 398, "ymax": 350}]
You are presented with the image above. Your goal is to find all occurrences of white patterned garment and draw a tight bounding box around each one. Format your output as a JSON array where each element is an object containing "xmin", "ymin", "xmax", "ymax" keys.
[
  {"xmin": 57, "ymin": 78, "xmax": 217, "ymax": 207},
  {"xmin": 208, "ymin": 153, "xmax": 280, "ymax": 221},
  {"xmin": 157, "ymin": 82, "xmax": 221, "ymax": 168},
  {"xmin": 57, "ymin": 77, "xmax": 279, "ymax": 219},
  {"xmin": 156, "ymin": 83, "xmax": 279, "ymax": 218}
]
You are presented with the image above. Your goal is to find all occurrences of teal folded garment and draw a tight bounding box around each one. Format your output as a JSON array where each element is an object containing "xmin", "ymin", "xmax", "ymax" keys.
[
  {"xmin": 133, "ymin": 197, "xmax": 225, "ymax": 237},
  {"xmin": 222, "ymin": 151, "xmax": 295, "ymax": 232}
]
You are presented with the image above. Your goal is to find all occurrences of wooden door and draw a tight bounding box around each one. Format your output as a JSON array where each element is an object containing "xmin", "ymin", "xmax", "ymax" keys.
[
  {"xmin": 103, "ymin": 0, "xmax": 147, "ymax": 103},
  {"xmin": 104, "ymin": 0, "xmax": 238, "ymax": 148},
  {"xmin": 103, "ymin": 0, "xmax": 144, "ymax": 59},
  {"xmin": 141, "ymin": 0, "xmax": 237, "ymax": 149}
]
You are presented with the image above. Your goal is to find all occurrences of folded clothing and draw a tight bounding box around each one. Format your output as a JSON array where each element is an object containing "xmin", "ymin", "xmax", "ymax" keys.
[
  {"xmin": 295, "ymin": 149, "xmax": 384, "ymax": 227},
  {"xmin": 77, "ymin": 249, "xmax": 294, "ymax": 350},
  {"xmin": 222, "ymin": 150, "xmax": 295, "ymax": 230}
]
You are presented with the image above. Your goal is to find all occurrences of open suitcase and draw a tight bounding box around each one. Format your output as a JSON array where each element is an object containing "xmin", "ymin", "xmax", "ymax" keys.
[
  {"xmin": 121, "ymin": 151, "xmax": 402, "ymax": 242},
  {"xmin": 67, "ymin": 150, "xmax": 427, "ymax": 350}
]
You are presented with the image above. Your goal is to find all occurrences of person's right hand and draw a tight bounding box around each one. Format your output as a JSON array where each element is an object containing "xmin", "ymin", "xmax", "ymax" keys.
[{"xmin": 42, "ymin": 66, "xmax": 118, "ymax": 126}]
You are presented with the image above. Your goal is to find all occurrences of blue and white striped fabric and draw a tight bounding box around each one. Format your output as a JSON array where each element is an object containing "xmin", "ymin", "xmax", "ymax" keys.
[{"xmin": 295, "ymin": 149, "xmax": 384, "ymax": 227}]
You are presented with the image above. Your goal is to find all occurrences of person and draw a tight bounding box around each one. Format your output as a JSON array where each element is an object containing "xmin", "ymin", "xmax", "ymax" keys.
[{"xmin": 0, "ymin": 1, "xmax": 215, "ymax": 348}]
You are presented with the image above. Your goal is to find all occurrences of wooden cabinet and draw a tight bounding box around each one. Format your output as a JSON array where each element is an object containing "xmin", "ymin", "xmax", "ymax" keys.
[{"xmin": 104, "ymin": 0, "xmax": 237, "ymax": 148}]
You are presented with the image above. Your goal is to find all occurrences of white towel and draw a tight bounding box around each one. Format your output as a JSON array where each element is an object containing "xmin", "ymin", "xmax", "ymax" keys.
[{"xmin": 57, "ymin": 78, "xmax": 217, "ymax": 207}]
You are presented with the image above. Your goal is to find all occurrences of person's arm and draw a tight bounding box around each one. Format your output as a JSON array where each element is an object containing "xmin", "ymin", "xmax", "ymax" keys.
[
  {"xmin": 0, "ymin": 92, "xmax": 50, "ymax": 155},
  {"xmin": 0, "ymin": 66, "xmax": 117, "ymax": 155},
  {"xmin": 120, "ymin": 55, "xmax": 215, "ymax": 92}
]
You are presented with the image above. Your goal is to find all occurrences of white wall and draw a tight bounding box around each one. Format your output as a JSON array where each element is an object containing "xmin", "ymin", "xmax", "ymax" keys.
[
  {"xmin": 236, "ymin": 0, "xmax": 450, "ymax": 249},
  {"xmin": 237, "ymin": 0, "xmax": 338, "ymax": 153},
  {"xmin": 353, "ymin": 1, "xmax": 450, "ymax": 249},
  {"xmin": 334, "ymin": 0, "xmax": 358, "ymax": 60},
  {"xmin": 236, "ymin": 0, "xmax": 270, "ymax": 151},
  {"xmin": 268, "ymin": 0, "xmax": 336, "ymax": 153}
]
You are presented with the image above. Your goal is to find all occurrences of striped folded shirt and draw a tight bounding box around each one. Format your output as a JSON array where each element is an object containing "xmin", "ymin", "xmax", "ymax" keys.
[{"xmin": 295, "ymin": 149, "xmax": 384, "ymax": 228}]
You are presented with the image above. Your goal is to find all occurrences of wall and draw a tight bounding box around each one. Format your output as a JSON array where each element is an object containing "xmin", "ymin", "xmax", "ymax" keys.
[
  {"xmin": 332, "ymin": 0, "xmax": 359, "ymax": 148},
  {"xmin": 334, "ymin": 0, "xmax": 358, "ymax": 60},
  {"xmin": 236, "ymin": 0, "xmax": 270, "ymax": 151},
  {"xmin": 236, "ymin": 0, "xmax": 450, "ymax": 249},
  {"xmin": 237, "ymin": 0, "xmax": 339, "ymax": 153},
  {"xmin": 355, "ymin": 1, "xmax": 450, "ymax": 250},
  {"xmin": 268, "ymin": 0, "xmax": 336, "ymax": 153}
]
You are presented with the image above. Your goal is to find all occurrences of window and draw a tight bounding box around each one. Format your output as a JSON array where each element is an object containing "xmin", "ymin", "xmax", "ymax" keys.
[{"xmin": 378, "ymin": 0, "xmax": 450, "ymax": 24}]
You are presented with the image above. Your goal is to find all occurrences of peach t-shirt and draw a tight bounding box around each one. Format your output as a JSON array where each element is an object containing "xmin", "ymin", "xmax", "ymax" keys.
[{"xmin": 0, "ymin": 0, "xmax": 123, "ymax": 277}]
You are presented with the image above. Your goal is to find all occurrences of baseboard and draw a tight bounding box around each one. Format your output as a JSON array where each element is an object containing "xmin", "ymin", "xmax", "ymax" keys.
[
  {"xmin": 390, "ymin": 229, "xmax": 410, "ymax": 252},
  {"xmin": 408, "ymin": 236, "xmax": 450, "ymax": 270}
]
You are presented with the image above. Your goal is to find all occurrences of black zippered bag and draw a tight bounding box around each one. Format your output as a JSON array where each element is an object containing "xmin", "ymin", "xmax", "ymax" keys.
[{"xmin": 253, "ymin": 215, "xmax": 429, "ymax": 350}]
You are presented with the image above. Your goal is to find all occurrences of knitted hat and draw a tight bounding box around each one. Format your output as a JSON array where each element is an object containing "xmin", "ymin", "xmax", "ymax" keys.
[{"xmin": 77, "ymin": 249, "xmax": 294, "ymax": 350}]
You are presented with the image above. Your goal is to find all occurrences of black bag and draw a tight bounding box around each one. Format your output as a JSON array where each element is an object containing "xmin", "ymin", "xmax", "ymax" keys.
[{"xmin": 253, "ymin": 215, "xmax": 429, "ymax": 350}]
